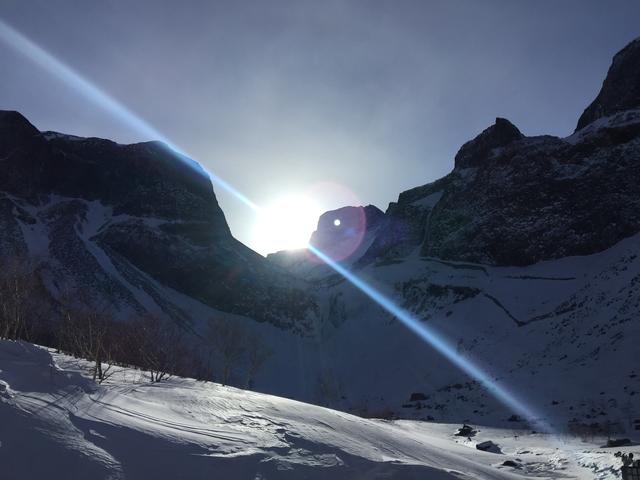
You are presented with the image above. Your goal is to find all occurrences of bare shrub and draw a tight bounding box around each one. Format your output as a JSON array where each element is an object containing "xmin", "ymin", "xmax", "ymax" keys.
[
  {"xmin": 315, "ymin": 369, "xmax": 344, "ymax": 407},
  {"xmin": 201, "ymin": 318, "xmax": 272, "ymax": 388},
  {"xmin": 125, "ymin": 316, "xmax": 194, "ymax": 382},
  {"xmin": 245, "ymin": 332, "xmax": 272, "ymax": 389},
  {"xmin": 567, "ymin": 419, "xmax": 623, "ymax": 441},
  {"xmin": 57, "ymin": 300, "xmax": 120, "ymax": 383},
  {"xmin": 0, "ymin": 257, "xmax": 44, "ymax": 341},
  {"xmin": 205, "ymin": 318, "xmax": 246, "ymax": 385}
]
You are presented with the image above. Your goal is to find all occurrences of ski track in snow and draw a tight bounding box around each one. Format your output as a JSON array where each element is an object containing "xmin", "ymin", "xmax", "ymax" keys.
[{"xmin": 0, "ymin": 340, "xmax": 635, "ymax": 480}]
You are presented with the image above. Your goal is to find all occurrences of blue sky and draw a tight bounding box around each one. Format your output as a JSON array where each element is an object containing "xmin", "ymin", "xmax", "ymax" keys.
[{"xmin": 1, "ymin": 0, "xmax": 638, "ymax": 253}]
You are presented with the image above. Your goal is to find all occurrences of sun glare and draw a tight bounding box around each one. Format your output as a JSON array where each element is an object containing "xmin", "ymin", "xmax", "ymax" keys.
[{"xmin": 252, "ymin": 194, "xmax": 324, "ymax": 255}]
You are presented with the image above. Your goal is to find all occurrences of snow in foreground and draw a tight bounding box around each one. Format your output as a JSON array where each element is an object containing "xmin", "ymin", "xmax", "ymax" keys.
[{"xmin": 0, "ymin": 340, "xmax": 634, "ymax": 479}]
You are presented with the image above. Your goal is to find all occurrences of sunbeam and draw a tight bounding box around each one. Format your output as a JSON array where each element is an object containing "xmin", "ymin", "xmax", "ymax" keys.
[
  {"xmin": 0, "ymin": 18, "xmax": 259, "ymax": 212},
  {"xmin": 307, "ymin": 244, "xmax": 555, "ymax": 433},
  {"xmin": 0, "ymin": 17, "xmax": 556, "ymax": 436}
]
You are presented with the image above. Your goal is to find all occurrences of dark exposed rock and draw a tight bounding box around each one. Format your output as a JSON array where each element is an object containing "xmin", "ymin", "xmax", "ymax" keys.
[
  {"xmin": 309, "ymin": 204, "xmax": 384, "ymax": 253},
  {"xmin": 356, "ymin": 177, "xmax": 451, "ymax": 266},
  {"xmin": 454, "ymin": 117, "xmax": 524, "ymax": 169},
  {"xmin": 0, "ymin": 113, "xmax": 316, "ymax": 330},
  {"xmin": 420, "ymin": 122, "xmax": 640, "ymax": 265},
  {"xmin": 606, "ymin": 438, "xmax": 632, "ymax": 448},
  {"xmin": 476, "ymin": 440, "xmax": 502, "ymax": 453},
  {"xmin": 268, "ymin": 205, "xmax": 385, "ymax": 275},
  {"xmin": 454, "ymin": 424, "xmax": 477, "ymax": 437},
  {"xmin": 576, "ymin": 37, "xmax": 640, "ymax": 131},
  {"xmin": 409, "ymin": 392, "xmax": 428, "ymax": 402},
  {"xmin": 0, "ymin": 111, "xmax": 40, "ymax": 156}
]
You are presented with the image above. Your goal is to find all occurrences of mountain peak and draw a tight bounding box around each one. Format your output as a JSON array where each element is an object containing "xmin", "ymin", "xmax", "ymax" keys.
[
  {"xmin": 0, "ymin": 110, "xmax": 37, "ymax": 129},
  {"xmin": 576, "ymin": 36, "xmax": 640, "ymax": 131},
  {"xmin": 454, "ymin": 117, "xmax": 523, "ymax": 169},
  {"xmin": 306, "ymin": 204, "xmax": 384, "ymax": 262},
  {"xmin": 310, "ymin": 205, "xmax": 384, "ymax": 248},
  {"xmin": 0, "ymin": 110, "xmax": 43, "ymax": 169},
  {"xmin": 0, "ymin": 110, "xmax": 40, "ymax": 149}
]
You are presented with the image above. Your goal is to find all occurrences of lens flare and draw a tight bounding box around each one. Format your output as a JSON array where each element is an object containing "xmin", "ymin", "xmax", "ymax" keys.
[
  {"xmin": 307, "ymin": 205, "xmax": 368, "ymax": 262},
  {"xmin": 302, "ymin": 182, "xmax": 369, "ymax": 262},
  {"xmin": 0, "ymin": 17, "xmax": 556, "ymax": 435}
]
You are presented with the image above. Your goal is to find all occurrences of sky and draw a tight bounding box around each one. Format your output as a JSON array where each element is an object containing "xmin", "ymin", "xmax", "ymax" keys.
[{"xmin": 0, "ymin": 0, "xmax": 639, "ymax": 255}]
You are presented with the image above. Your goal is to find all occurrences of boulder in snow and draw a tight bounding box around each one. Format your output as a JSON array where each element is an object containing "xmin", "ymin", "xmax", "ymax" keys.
[{"xmin": 476, "ymin": 441, "xmax": 502, "ymax": 454}]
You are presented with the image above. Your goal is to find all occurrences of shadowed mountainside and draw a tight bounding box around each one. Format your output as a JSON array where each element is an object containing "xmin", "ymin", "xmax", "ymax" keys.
[{"xmin": 0, "ymin": 111, "xmax": 316, "ymax": 330}]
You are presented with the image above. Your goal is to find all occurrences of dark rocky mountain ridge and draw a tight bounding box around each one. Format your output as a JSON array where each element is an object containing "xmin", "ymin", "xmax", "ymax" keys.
[
  {"xmin": 1, "ymin": 36, "xmax": 639, "ymax": 424},
  {"xmin": 270, "ymin": 34, "xmax": 640, "ymax": 273},
  {"xmin": 340, "ymin": 36, "xmax": 640, "ymax": 268},
  {"xmin": 576, "ymin": 36, "xmax": 640, "ymax": 131},
  {"xmin": 0, "ymin": 111, "xmax": 315, "ymax": 330}
]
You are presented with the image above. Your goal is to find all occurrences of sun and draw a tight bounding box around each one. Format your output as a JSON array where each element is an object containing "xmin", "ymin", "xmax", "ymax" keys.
[{"xmin": 252, "ymin": 194, "xmax": 324, "ymax": 255}]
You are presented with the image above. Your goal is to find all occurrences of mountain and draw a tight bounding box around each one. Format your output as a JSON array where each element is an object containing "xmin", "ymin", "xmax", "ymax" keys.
[
  {"xmin": 368, "ymin": 111, "xmax": 640, "ymax": 266},
  {"xmin": 354, "ymin": 37, "xmax": 640, "ymax": 268},
  {"xmin": 0, "ymin": 112, "xmax": 316, "ymax": 331},
  {"xmin": 576, "ymin": 37, "xmax": 640, "ymax": 131},
  {"xmin": 1, "ymin": 37, "xmax": 640, "ymax": 435},
  {"xmin": 263, "ymin": 36, "xmax": 640, "ymax": 428}
]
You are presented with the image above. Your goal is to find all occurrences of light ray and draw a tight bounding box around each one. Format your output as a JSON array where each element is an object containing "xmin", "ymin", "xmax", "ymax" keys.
[
  {"xmin": 0, "ymin": 19, "xmax": 259, "ymax": 211},
  {"xmin": 308, "ymin": 244, "xmax": 554, "ymax": 433},
  {"xmin": 0, "ymin": 17, "xmax": 556, "ymax": 434}
]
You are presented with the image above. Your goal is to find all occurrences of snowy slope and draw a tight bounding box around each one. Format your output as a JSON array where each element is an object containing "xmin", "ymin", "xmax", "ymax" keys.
[
  {"xmin": 252, "ymin": 61, "xmax": 640, "ymax": 426},
  {"xmin": 251, "ymin": 228, "xmax": 640, "ymax": 434},
  {"xmin": 0, "ymin": 340, "xmax": 633, "ymax": 480}
]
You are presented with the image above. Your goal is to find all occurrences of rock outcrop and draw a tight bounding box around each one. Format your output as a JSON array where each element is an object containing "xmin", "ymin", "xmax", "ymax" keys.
[
  {"xmin": 576, "ymin": 37, "xmax": 640, "ymax": 131},
  {"xmin": 454, "ymin": 117, "xmax": 524, "ymax": 169},
  {"xmin": 310, "ymin": 205, "xmax": 384, "ymax": 260},
  {"xmin": 267, "ymin": 205, "xmax": 385, "ymax": 277}
]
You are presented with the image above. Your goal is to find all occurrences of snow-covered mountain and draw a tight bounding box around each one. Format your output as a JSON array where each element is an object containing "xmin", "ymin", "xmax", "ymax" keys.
[
  {"xmin": 261, "ymin": 36, "xmax": 640, "ymax": 429},
  {"xmin": 0, "ymin": 36, "xmax": 639, "ymax": 442},
  {"xmin": 0, "ymin": 340, "xmax": 632, "ymax": 479}
]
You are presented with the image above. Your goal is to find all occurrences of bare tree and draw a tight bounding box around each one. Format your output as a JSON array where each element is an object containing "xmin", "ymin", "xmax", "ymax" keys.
[
  {"xmin": 127, "ymin": 316, "xmax": 190, "ymax": 382},
  {"xmin": 0, "ymin": 257, "xmax": 41, "ymax": 341},
  {"xmin": 57, "ymin": 302, "xmax": 119, "ymax": 383},
  {"xmin": 315, "ymin": 369, "xmax": 343, "ymax": 407},
  {"xmin": 201, "ymin": 318, "xmax": 273, "ymax": 388},
  {"xmin": 205, "ymin": 318, "xmax": 246, "ymax": 385},
  {"xmin": 245, "ymin": 332, "xmax": 272, "ymax": 389}
]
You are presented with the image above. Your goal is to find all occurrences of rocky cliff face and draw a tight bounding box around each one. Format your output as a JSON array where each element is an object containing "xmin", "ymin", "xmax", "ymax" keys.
[
  {"xmin": 0, "ymin": 112, "xmax": 316, "ymax": 331},
  {"xmin": 309, "ymin": 205, "xmax": 385, "ymax": 256},
  {"xmin": 422, "ymin": 116, "xmax": 640, "ymax": 266},
  {"xmin": 2, "ymin": 37, "xmax": 640, "ymax": 426},
  {"xmin": 349, "ymin": 37, "xmax": 640, "ymax": 267},
  {"xmin": 453, "ymin": 117, "xmax": 524, "ymax": 169},
  {"xmin": 267, "ymin": 205, "xmax": 384, "ymax": 279},
  {"xmin": 576, "ymin": 37, "xmax": 640, "ymax": 131}
]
